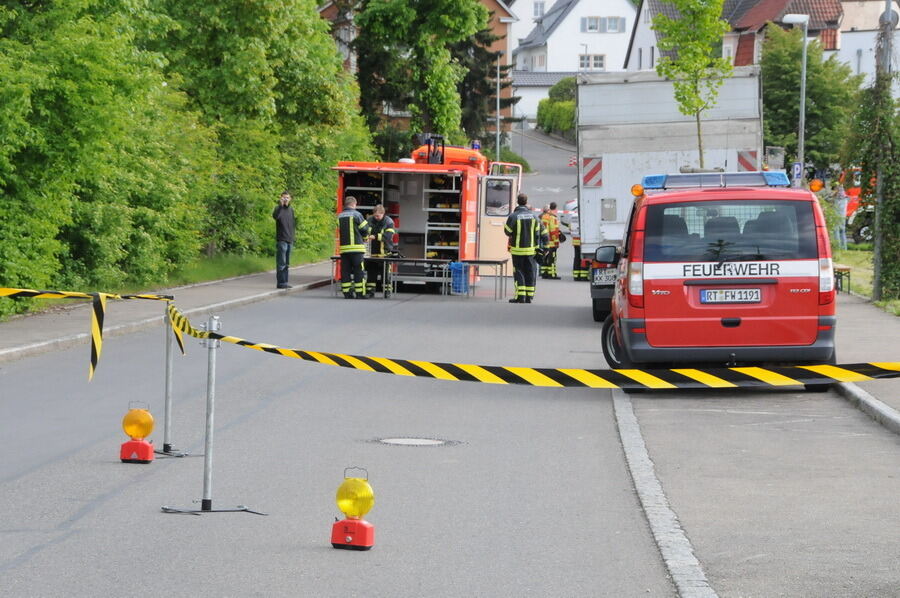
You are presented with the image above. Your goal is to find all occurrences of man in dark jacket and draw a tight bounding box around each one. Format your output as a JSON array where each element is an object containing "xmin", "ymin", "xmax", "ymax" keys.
[
  {"xmin": 338, "ymin": 196, "xmax": 372, "ymax": 299},
  {"xmin": 272, "ymin": 191, "xmax": 295, "ymax": 289},
  {"xmin": 504, "ymin": 193, "xmax": 548, "ymax": 303},
  {"xmin": 365, "ymin": 204, "xmax": 397, "ymax": 298}
]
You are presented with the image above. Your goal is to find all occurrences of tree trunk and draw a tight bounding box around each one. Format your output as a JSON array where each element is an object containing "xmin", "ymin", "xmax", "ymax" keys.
[{"xmin": 695, "ymin": 111, "xmax": 705, "ymax": 169}]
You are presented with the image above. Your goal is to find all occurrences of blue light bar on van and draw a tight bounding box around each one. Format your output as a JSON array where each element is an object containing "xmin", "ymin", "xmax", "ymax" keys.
[
  {"xmin": 640, "ymin": 171, "xmax": 791, "ymax": 190},
  {"xmin": 762, "ymin": 171, "xmax": 790, "ymax": 186},
  {"xmin": 642, "ymin": 175, "xmax": 667, "ymax": 189}
]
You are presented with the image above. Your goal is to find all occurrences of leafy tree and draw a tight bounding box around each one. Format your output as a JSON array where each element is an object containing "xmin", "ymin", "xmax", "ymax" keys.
[
  {"xmin": 842, "ymin": 79, "xmax": 900, "ymax": 300},
  {"xmin": 0, "ymin": 0, "xmax": 218, "ymax": 314},
  {"xmin": 354, "ymin": 0, "xmax": 488, "ymax": 137},
  {"xmin": 449, "ymin": 20, "xmax": 519, "ymax": 143},
  {"xmin": 156, "ymin": 0, "xmax": 372, "ymax": 255},
  {"xmin": 652, "ymin": 0, "xmax": 733, "ymax": 168},
  {"xmin": 761, "ymin": 24, "xmax": 862, "ymax": 172}
]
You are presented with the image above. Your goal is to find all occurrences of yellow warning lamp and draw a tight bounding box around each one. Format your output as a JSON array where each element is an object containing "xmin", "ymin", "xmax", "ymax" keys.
[
  {"xmin": 809, "ymin": 179, "xmax": 824, "ymax": 192},
  {"xmin": 331, "ymin": 468, "xmax": 375, "ymax": 550},
  {"xmin": 122, "ymin": 407, "xmax": 154, "ymax": 440},
  {"xmin": 336, "ymin": 476, "xmax": 375, "ymax": 519},
  {"xmin": 631, "ymin": 184, "xmax": 644, "ymax": 197},
  {"xmin": 120, "ymin": 403, "xmax": 155, "ymax": 464}
]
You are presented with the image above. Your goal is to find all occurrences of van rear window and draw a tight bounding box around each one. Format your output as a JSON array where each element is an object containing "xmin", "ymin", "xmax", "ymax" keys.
[{"xmin": 644, "ymin": 200, "xmax": 817, "ymax": 262}]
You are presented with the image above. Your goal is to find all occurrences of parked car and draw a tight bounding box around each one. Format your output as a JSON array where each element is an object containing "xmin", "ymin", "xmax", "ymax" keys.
[{"xmin": 559, "ymin": 198, "xmax": 578, "ymax": 229}]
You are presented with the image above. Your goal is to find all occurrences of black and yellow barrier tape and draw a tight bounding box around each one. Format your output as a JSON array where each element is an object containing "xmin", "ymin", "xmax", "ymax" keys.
[
  {"xmin": 166, "ymin": 305, "xmax": 900, "ymax": 390},
  {"xmin": 2, "ymin": 287, "xmax": 175, "ymax": 380}
]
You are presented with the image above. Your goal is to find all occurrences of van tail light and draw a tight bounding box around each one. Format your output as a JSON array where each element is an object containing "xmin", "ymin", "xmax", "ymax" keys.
[
  {"xmin": 818, "ymin": 257, "xmax": 835, "ymax": 305},
  {"xmin": 815, "ymin": 225, "xmax": 835, "ymax": 305},
  {"xmin": 627, "ymin": 261, "xmax": 644, "ymax": 308}
]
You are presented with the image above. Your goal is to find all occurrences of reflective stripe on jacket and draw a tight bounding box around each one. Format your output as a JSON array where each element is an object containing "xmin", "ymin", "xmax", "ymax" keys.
[
  {"xmin": 366, "ymin": 214, "xmax": 396, "ymax": 256},
  {"xmin": 541, "ymin": 212, "xmax": 560, "ymax": 248},
  {"xmin": 339, "ymin": 209, "xmax": 371, "ymax": 253},
  {"xmin": 504, "ymin": 206, "xmax": 545, "ymax": 256}
]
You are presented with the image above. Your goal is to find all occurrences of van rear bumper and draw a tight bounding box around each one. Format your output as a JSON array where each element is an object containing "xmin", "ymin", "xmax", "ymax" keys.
[{"xmin": 620, "ymin": 316, "xmax": 837, "ymax": 364}]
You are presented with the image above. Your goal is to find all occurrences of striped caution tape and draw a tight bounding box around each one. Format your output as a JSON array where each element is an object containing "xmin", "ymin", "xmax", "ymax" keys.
[
  {"xmin": 2, "ymin": 287, "xmax": 175, "ymax": 380},
  {"xmin": 165, "ymin": 305, "xmax": 900, "ymax": 390}
]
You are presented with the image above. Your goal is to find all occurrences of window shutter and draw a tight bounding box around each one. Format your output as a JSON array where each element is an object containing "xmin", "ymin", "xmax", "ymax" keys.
[
  {"xmin": 580, "ymin": 18, "xmax": 587, "ymax": 32},
  {"xmin": 600, "ymin": 17, "xmax": 608, "ymax": 33},
  {"xmin": 620, "ymin": 18, "xmax": 627, "ymax": 32}
]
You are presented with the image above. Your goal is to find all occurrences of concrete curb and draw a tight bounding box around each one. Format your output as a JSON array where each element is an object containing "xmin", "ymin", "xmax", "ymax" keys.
[
  {"xmin": 834, "ymin": 382, "xmax": 900, "ymax": 436},
  {"xmin": 613, "ymin": 392, "xmax": 718, "ymax": 598},
  {"xmin": 0, "ymin": 278, "xmax": 331, "ymax": 365}
]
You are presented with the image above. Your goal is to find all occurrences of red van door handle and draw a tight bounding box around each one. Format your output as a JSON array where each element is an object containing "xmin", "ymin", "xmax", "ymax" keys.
[{"xmin": 721, "ymin": 318, "xmax": 741, "ymax": 327}]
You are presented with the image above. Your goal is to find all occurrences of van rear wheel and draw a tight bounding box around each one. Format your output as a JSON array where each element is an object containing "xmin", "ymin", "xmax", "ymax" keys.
[
  {"xmin": 601, "ymin": 315, "xmax": 633, "ymax": 369},
  {"xmin": 804, "ymin": 349, "xmax": 837, "ymax": 392}
]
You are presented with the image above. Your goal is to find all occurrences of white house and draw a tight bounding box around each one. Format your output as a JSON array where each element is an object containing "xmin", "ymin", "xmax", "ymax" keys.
[
  {"xmin": 626, "ymin": 0, "xmax": 845, "ymax": 72},
  {"xmin": 510, "ymin": 0, "xmax": 636, "ymax": 121},
  {"xmin": 827, "ymin": 0, "xmax": 900, "ymax": 90},
  {"xmin": 508, "ymin": 0, "xmax": 563, "ymax": 55}
]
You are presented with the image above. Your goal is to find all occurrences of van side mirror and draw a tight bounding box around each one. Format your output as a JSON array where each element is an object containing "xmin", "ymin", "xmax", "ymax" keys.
[{"xmin": 594, "ymin": 245, "xmax": 619, "ymax": 265}]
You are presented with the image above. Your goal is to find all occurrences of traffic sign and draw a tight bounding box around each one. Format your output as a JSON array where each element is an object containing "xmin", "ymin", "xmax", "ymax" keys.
[{"xmin": 792, "ymin": 161, "xmax": 802, "ymax": 180}]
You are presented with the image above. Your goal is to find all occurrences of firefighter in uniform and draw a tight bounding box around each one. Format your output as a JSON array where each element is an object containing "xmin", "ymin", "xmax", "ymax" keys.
[
  {"xmin": 364, "ymin": 204, "xmax": 397, "ymax": 298},
  {"xmin": 338, "ymin": 196, "xmax": 372, "ymax": 299},
  {"xmin": 540, "ymin": 202, "xmax": 561, "ymax": 279},
  {"xmin": 570, "ymin": 217, "xmax": 589, "ymax": 280},
  {"xmin": 505, "ymin": 193, "xmax": 548, "ymax": 303}
]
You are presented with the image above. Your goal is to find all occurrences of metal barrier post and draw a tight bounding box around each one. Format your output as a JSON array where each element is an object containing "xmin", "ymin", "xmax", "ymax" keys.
[
  {"xmin": 161, "ymin": 314, "xmax": 265, "ymax": 516},
  {"xmin": 156, "ymin": 306, "xmax": 186, "ymax": 458},
  {"xmin": 201, "ymin": 315, "xmax": 219, "ymax": 511}
]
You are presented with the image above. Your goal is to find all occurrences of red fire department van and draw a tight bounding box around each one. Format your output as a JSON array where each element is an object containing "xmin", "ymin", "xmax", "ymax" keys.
[
  {"xmin": 333, "ymin": 137, "xmax": 521, "ymax": 290},
  {"xmin": 598, "ymin": 171, "xmax": 836, "ymax": 388}
]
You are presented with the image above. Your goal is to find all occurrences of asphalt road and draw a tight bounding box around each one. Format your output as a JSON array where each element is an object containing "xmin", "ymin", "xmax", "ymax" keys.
[
  {"xmin": 2, "ymin": 128, "xmax": 898, "ymax": 598},
  {"xmin": 0, "ymin": 282, "xmax": 674, "ymax": 597}
]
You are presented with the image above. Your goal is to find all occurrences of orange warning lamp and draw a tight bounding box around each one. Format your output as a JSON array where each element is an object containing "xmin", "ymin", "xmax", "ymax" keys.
[
  {"xmin": 120, "ymin": 404, "xmax": 155, "ymax": 464},
  {"xmin": 331, "ymin": 468, "xmax": 375, "ymax": 550},
  {"xmin": 809, "ymin": 179, "xmax": 824, "ymax": 192},
  {"xmin": 631, "ymin": 184, "xmax": 644, "ymax": 197}
]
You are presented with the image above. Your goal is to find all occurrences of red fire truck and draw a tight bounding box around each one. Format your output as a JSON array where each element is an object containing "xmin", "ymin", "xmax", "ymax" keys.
[{"xmin": 333, "ymin": 137, "xmax": 522, "ymax": 291}]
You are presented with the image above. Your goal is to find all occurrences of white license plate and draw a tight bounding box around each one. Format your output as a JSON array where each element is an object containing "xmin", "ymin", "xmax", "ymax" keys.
[
  {"xmin": 700, "ymin": 288, "xmax": 761, "ymax": 304},
  {"xmin": 593, "ymin": 268, "xmax": 617, "ymax": 284}
]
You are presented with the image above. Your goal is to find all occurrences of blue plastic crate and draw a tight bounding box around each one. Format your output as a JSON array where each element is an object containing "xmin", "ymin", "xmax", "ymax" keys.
[{"xmin": 449, "ymin": 262, "xmax": 470, "ymax": 295}]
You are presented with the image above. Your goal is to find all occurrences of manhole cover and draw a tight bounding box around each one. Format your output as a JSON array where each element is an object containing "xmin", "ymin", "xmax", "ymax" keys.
[{"xmin": 376, "ymin": 437, "xmax": 454, "ymax": 446}]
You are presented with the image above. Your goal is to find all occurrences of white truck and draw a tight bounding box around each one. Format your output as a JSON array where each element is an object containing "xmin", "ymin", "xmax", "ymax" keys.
[{"xmin": 575, "ymin": 66, "xmax": 764, "ymax": 321}]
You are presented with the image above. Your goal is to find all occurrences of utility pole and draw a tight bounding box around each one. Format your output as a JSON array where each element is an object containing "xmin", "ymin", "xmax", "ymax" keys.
[{"xmin": 873, "ymin": 0, "xmax": 895, "ymax": 300}]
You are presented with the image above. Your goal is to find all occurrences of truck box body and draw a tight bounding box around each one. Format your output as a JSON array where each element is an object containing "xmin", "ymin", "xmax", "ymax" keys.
[
  {"xmin": 333, "ymin": 143, "xmax": 521, "ymax": 289},
  {"xmin": 576, "ymin": 66, "xmax": 763, "ymax": 320}
]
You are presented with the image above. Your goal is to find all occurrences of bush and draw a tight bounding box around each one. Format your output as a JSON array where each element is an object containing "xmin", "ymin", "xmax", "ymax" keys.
[{"xmin": 537, "ymin": 98, "xmax": 576, "ymax": 139}]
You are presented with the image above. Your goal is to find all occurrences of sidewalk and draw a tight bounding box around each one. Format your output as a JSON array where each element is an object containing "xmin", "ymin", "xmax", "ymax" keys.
[
  {"xmin": 1, "ymin": 265, "xmax": 898, "ymax": 433},
  {"xmin": 0, "ymin": 261, "xmax": 332, "ymax": 363}
]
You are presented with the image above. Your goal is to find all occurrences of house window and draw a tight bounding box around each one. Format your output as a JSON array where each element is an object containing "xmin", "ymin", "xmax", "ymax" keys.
[
  {"xmin": 534, "ymin": 1, "xmax": 545, "ymax": 18},
  {"xmin": 638, "ymin": 48, "xmax": 643, "ymax": 70},
  {"xmin": 536, "ymin": 54, "xmax": 546, "ymax": 68},
  {"xmin": 582, "ymin": 16, "xmax": 601, "ymax": 32},
  {"xmin": 723, "ymin": 45, "xmax": 733, "ymax": 62},
  {"xmin": 644, "ymin": 8, "xmax": 651, "ymax": 23},
  {"xmin": 581, "ymin": 17, "xmax": 627, "ymax": 33},
  {"xmin": 579, "ymin": 54, "xmax": 606, "ymax": 71},
  {"xmin": 650, "ymin": 46, "xmax": 655, "ymax": 67}
]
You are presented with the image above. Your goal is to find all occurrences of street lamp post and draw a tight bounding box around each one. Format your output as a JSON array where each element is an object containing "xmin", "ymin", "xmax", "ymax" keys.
[
  {"xmin": 496, "ymin": 51, "xmax": 503, "ymax": 161},
  {"xmin": 783, "ymin": 14, "xmax": 809, "ymax": 187}
]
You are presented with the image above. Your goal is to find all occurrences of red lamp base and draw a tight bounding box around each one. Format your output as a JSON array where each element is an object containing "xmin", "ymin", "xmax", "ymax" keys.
[
  {"xmin": 120, "ymin": 439, "xmax": 154, "ymax": 464},
  {"xmin": 331, "ymin": 518, "xmax": 374, "ymax": 550}
]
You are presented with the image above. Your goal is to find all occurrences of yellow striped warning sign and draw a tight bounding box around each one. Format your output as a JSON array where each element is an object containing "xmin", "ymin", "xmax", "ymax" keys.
[
  {"xmin": 1, "ymin": 287, "xmax": 174, "ymax": 379},
  {"xmin": 166, "ymin": 305, "xmax": 900, "ymax": 391}
]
